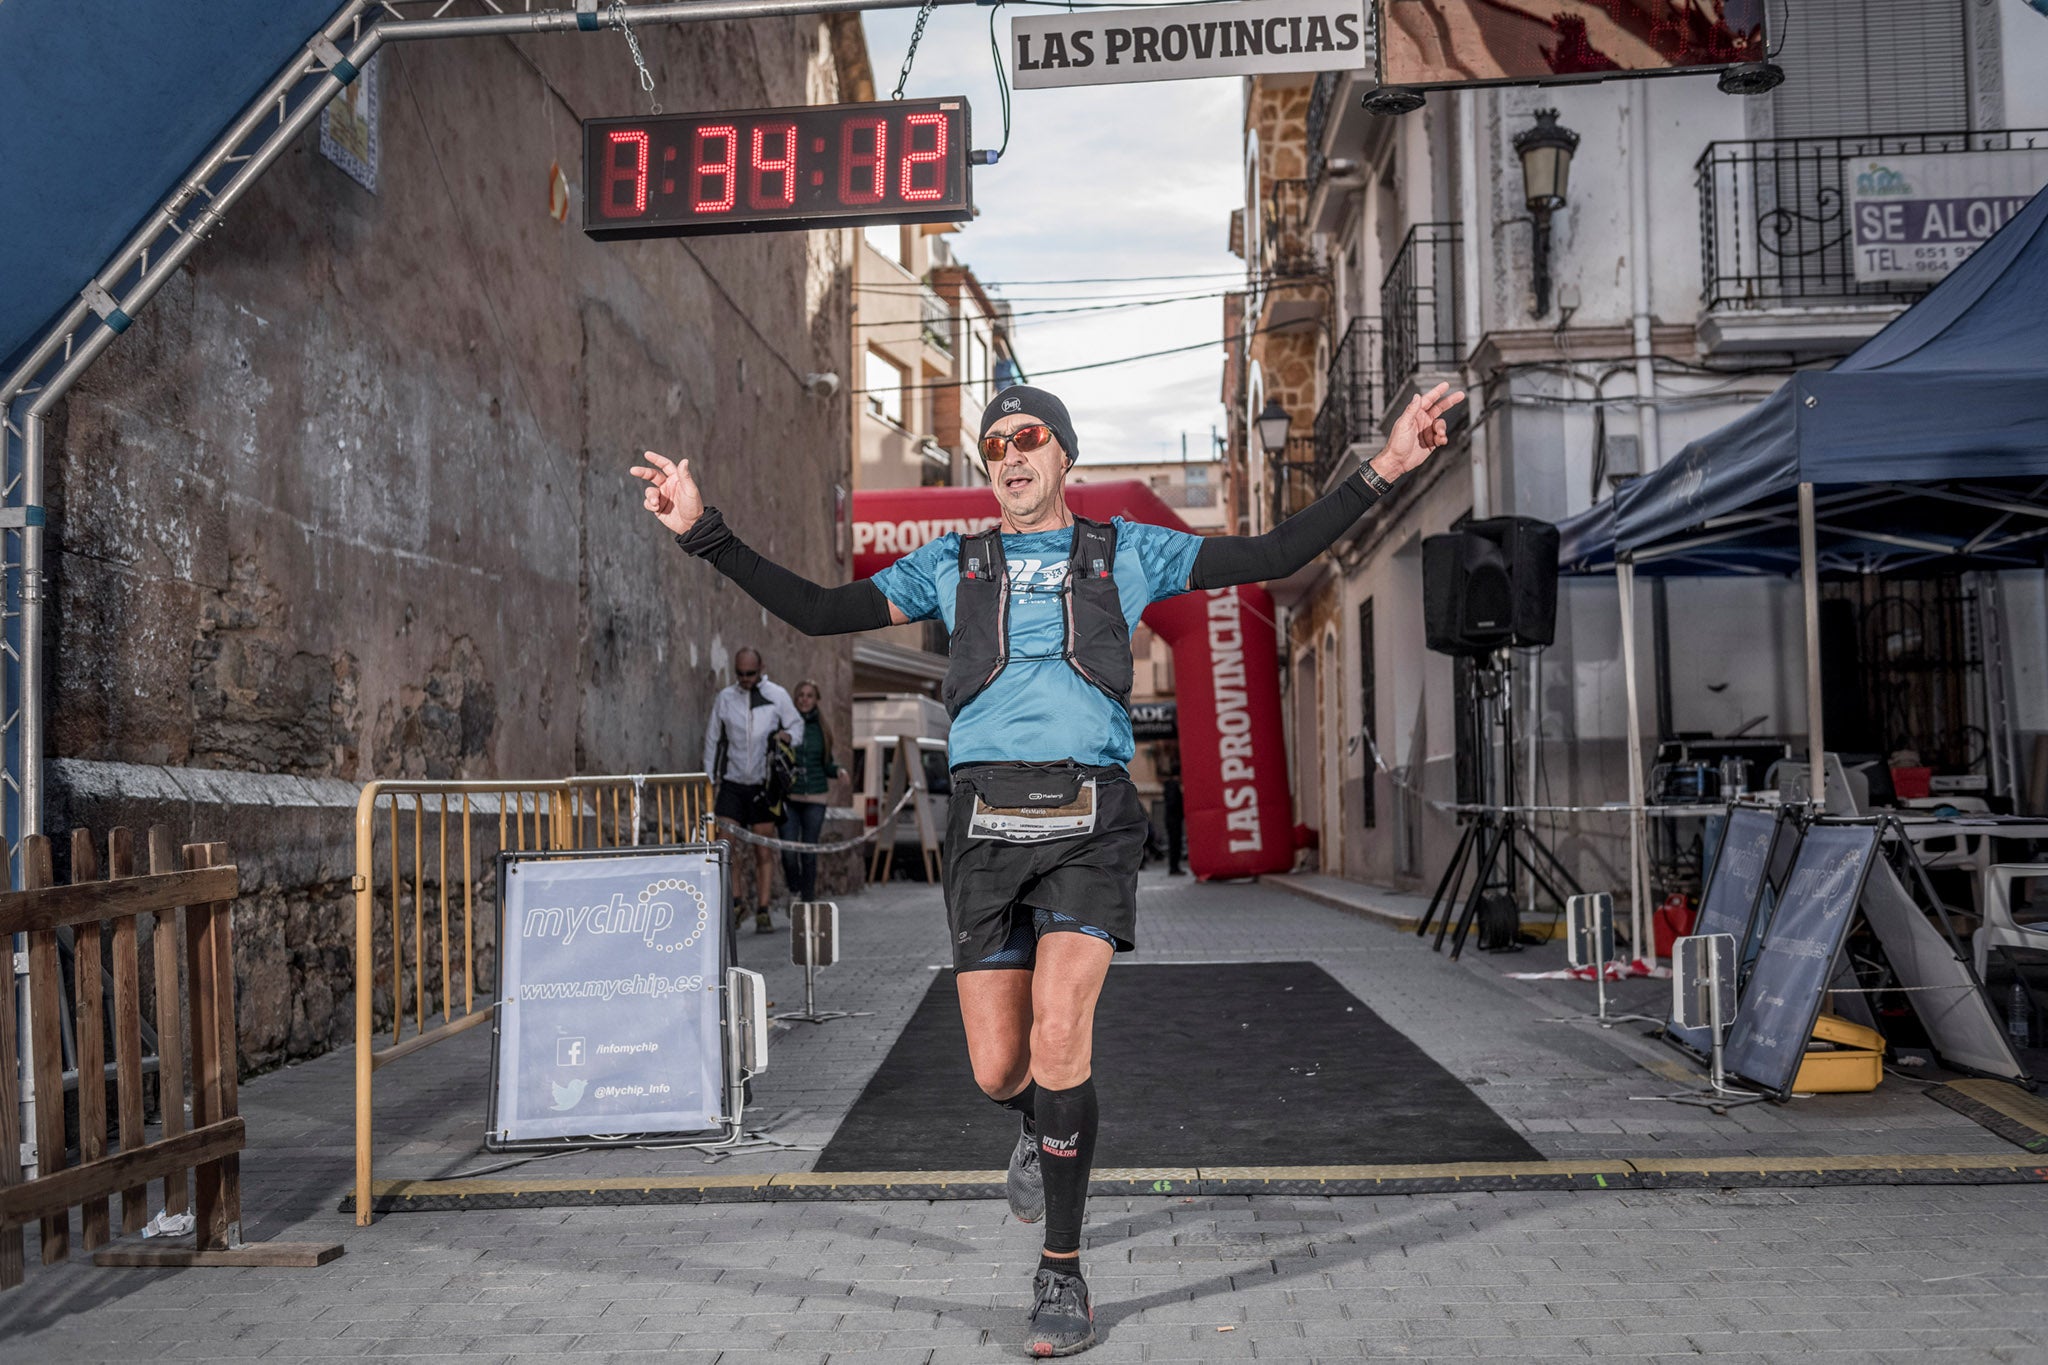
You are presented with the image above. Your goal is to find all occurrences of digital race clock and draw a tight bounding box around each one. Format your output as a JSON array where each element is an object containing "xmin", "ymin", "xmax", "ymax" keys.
[{"xmin": 582, "ymin": 98, "xmax": 974, "ymax": 240}]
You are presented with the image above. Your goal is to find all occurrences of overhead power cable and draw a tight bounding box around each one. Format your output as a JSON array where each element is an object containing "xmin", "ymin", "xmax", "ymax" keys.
[
  {"xmin": 965, "ymin": 270, "xmax": 1255, "ymax": 285},
  {"xmin": 855, "ymin": 269, "xmax": 1309, "ymax": 290},
  {"xmin": 856, "ymin": 321, "xmax": 1280, "ymax": 396},
  {"xmin": 851, "ymin": 286, "xmax": 1250, "ymax": 328},
  {"xmin": 852, "ymin": 274, "xmax": 1320, "ymax": 303}
]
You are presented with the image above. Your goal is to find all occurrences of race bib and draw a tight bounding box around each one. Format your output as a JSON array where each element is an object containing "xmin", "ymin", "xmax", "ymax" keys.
[{"xmin": 968, "ymin": 779, "xmax": 1099, "ymax": 844}]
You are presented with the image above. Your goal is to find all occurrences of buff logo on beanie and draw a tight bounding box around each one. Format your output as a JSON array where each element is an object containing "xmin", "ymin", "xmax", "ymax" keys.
[{"xmin": 980, "ymin": 385, "xmax": 1079, "ymax": 465}]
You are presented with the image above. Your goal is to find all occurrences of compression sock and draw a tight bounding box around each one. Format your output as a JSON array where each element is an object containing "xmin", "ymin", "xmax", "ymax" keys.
[
  {"xmin": 992, "ymin": 1081, "xmax": 1040, "ymax": 1125},
  {"xmin": 1039, "ymin": 1250, "xmax": 1083, "ymax": 1280},
  {"xmin": 1034, "ymin": 1077, "xmax": 1099, "ymax": 1256}
]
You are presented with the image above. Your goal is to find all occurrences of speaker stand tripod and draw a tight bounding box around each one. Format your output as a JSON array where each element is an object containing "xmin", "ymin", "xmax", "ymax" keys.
[
  {"xmin": 1415, "ymin": 649, "xmax": 1583, "ymax": 956},
  {"xmin": 1417, "ymin": 807, "xmax": 1584, "ymax": 959}
]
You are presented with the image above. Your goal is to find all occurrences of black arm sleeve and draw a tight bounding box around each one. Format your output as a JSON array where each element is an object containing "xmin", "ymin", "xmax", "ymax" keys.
[
  {"xmin": 673, "ymin": 507, "xmax": 894, "ymax": 636},
  {"xmin": 1188, "ymin": 469, "xmax": 1386, "ymax": 590}
]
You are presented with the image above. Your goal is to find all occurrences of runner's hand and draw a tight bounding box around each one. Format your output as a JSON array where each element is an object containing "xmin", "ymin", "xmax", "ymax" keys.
[
  {"xmin": 631, "ymin": 449, "xmax": 705, "ymax": 536},
  {"xmin": 1370, "ymin": 382, "xmax": 1466, "ymax": 481}
]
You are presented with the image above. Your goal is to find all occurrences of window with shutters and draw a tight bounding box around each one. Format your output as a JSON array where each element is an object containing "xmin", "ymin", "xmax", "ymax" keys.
[
  {"xmin": 1697, "ymin": 0, "xmax": 1993, "ymax": 312},
  {"xmin": 1770, "ymin": 0, "xmax": 1970, "ymax": 137}
]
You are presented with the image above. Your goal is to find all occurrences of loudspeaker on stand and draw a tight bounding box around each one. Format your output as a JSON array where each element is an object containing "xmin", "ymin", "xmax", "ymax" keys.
[{"xmin": 1422, "ymin": 517, "xmax": 1560, "ymax": 657}]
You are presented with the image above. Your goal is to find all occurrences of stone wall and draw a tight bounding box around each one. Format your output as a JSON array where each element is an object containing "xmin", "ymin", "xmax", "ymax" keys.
[
  {"xmin": 1255, "ymin": 329, "xmax": 1322, "ymax": 428},
  {"xmin": 1249, "ymin": 79, "xmax": 1313, "ymax": 181},
  {"xmin": 44, "ymin": 21, "xmax": 867, "ymax": 1077},
  {"xmin": 1242, "ymin": 76, "xmax": 1324, "ymax": 465}
]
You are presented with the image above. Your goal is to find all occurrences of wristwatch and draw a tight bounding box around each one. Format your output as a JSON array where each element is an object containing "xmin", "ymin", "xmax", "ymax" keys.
[{"xmin": 1361, "ymin": 462, "xmax": 1395, "ymax": 496}]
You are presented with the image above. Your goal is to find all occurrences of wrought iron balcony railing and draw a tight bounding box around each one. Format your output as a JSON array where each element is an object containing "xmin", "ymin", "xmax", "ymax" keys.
[
  {"xmin": 920, "ymin": 286, "xmax": 953, "ymax": 353},
  {"xmin": 1270, "ymin": 435, "xmax": 1322, "ymax": 524},
  {"xmin": 1313, "ymin": 317, "xmax": 1379, "ymax": 479},
  {"xmin": 1696, "ymin": 128, "xmax": 2047, "ymax": 310},
  {"xmin": 1380, "ymin": 223, "xmax": 1462, "ymax": 398}
]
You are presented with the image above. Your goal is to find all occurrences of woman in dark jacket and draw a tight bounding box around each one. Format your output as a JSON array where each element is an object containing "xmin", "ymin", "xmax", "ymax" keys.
[{"xmin": 780, "ymin": 679, "xmax": 840, "ymax": 905}]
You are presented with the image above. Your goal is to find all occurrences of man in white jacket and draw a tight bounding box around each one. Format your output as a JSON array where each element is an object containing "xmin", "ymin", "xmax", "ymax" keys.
[{"xmin": 704, "ymin": 646, "xmax": 800, "ymax": 934}]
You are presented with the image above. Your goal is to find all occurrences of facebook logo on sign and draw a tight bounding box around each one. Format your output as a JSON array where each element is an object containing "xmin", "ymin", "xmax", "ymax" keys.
[{"xmin": 557, "ymin": 1037, "xmax": 586, "ymax": 1067}]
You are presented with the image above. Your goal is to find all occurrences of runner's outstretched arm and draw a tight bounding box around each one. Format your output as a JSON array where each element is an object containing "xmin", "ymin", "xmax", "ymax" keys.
[
  {"xmin": 632, "ymin": 449, "xmax": 910, "ymax": 635},
  {"xmin": 1189, "ymin": 383, "xmax": 1464, "ymax": 590}
]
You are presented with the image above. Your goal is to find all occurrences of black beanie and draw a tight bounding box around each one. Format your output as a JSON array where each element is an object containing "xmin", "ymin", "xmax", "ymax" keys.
[{"xmin": 979, "ymin": 385, "xmax": 1079, "ymax": 465}]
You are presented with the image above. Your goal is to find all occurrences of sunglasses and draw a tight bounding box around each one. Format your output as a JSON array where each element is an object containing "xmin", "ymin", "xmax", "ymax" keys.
[{"xmin": 979, "ymin": 423, "xmax": 1055, "ymax": 464}]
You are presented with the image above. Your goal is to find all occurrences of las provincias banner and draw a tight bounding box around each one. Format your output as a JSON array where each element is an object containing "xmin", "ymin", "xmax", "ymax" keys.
[
  {"xmin": 1010, "ymin": 0, "xmax": 1370, "ymax": 90},
  {"xmin": 852, "ymin": 482, "xmax": 1295, "ymax": 881}
]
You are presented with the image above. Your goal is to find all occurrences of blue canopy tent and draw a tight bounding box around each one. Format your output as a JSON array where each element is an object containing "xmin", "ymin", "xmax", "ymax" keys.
[
  {"xmin": 1562, "ymin": 182, "xmax": 2048, "ymax": 578},
  {"xmin": 0, "ymin": 1, "xmax": 349, "ymax": 378},
  {"xmin": 1556, "ymin": 184, "xmax": 2048, "ymax": 918}
]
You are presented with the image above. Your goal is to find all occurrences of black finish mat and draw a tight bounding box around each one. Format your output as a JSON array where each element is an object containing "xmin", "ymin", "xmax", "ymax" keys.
[{"xmin": 813, "ymin": 961, "xmax": 1541, "ymax": 1172}]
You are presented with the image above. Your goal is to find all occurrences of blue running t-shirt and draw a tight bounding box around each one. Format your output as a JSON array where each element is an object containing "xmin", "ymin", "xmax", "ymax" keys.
[{"xmin": 871, "ymin": 517, "xmax": 1203, "ymax": 768}]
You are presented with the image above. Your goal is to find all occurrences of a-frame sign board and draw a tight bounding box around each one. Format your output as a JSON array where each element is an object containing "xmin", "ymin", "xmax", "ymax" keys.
[{"xmin": 868, "ymin": 734, "xmax": 942, "ymax": 884}]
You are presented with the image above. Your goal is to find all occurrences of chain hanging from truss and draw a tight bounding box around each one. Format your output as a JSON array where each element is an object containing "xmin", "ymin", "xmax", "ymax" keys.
[
  {"xmin": 610, "ymin": 0, "xmax": 663, "ymax": 114},
  {"xmin": 892, "ymin": 0, "xmax": 938, "ymax": 100}
]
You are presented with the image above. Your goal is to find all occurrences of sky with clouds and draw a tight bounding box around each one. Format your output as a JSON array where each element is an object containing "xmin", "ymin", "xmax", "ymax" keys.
[{"xmin": 862, "ymin": 3, "xmax": 1245, "ymax": 465}]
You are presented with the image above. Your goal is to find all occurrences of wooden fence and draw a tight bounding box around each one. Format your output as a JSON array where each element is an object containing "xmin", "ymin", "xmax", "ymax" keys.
[{"xmin": 0, "ymin": 826, "xmax": 340, "ymax": 1289}]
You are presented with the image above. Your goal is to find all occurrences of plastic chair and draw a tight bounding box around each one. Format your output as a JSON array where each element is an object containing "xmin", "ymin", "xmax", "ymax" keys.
[{"xmin": 1972, "ymin": 863, "xmax": 2048, "ymax": 977}]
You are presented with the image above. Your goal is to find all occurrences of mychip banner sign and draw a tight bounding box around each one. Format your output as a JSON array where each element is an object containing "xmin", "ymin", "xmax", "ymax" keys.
[
  {"xmin": 1846, "ymin": 149, "xmax": 2048, "ymax": 284},
  {"xmin": 1719, "ymin": 824, "xmax": 1878, "ymax": 1100},
  {"xmin": 489, "ymin": 847, "xmax": 727, "ymax": 1147},
  {"xmin": 1011, "ymin": 0, "xmax": 1370, "ymax": 89}
]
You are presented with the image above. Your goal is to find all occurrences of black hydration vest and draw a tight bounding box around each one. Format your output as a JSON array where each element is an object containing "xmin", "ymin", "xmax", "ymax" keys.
[{"xmin": 939, "ymin": 516, "xmax": 1134, "ymax": 720}]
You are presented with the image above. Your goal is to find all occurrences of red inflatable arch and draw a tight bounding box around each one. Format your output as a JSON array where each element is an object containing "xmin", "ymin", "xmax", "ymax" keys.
[{"xmin": 851, "ymin": 482, "xmax": 1293, "ymax": 881}]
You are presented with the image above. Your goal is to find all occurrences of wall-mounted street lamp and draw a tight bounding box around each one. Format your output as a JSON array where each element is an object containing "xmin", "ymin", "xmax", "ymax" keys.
[
  {"xmin": 1256, "ymin": 397, "xmax": 1296, "ymax": 525},
  {"xmin": 1513, "ymin": 108, "xmax": 1580, "ymax": 319},
  {"xmin": 1256, "ymin": 397, "xmax": 1293, "ymax": 456}
]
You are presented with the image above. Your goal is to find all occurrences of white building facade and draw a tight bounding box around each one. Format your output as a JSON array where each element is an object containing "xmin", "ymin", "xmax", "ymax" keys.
[{"xmin": 1232, "ymin": 0, "xmax": 2048, "ymax": 898}]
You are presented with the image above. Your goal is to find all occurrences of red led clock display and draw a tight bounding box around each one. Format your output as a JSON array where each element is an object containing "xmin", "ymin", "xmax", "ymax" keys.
[{"xmin": 583, "ymin": 98, "xmax": 973, "ymax": 240}]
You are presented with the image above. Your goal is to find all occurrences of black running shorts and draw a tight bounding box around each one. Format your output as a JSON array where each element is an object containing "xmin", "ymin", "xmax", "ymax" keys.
[
  {"xmin": 714, "ymin": 779, "xmax": 778, "ymax": 828},
  {"xmin": 943, "ymin": 762, "xmax": 1149, "ymax": 971}
]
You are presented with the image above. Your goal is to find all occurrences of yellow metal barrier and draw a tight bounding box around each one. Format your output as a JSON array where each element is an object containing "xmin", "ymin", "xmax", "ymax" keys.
[{"xmin": 352, "ymin": 774, "xmax": 712, "ymax": 1225}]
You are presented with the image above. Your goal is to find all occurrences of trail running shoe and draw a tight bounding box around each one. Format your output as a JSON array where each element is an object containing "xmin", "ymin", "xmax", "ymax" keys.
[
  {"xmin": 1007, "ymin": 1117, "xmax": 1044, "ymax": 1224},
  {"xmin": 1028, "ymin": 1265, "xmax": 1095, "ymax": 1357},
  {"xmin": 754, "ymin": 909, "xmax": 775, "ymax": 934}
]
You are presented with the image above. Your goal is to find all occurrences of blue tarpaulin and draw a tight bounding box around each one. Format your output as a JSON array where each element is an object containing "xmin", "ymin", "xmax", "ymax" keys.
[
  {"xmin": 0, "ymin": 1, "xmax": 345, "ymax": 376},
  {"xmin": 1560, "ymin": 184, "xmax": 2048, "ymax": 576}
]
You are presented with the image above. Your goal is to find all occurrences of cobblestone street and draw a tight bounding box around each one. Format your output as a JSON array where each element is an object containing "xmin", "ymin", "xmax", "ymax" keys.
[{"xmin": 5, "ymin": 871, "xmax": 2046, "ymax": 1362}]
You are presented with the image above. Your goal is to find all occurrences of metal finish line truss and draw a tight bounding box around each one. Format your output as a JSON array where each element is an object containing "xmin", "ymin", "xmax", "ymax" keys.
[{"xmin": 0, "ymin": 0, "xmax": 961, "ymax": 860}]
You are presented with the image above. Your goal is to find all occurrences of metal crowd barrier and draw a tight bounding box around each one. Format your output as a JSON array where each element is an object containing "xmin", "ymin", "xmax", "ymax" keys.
[{"xmin": 352, "ymin": 773, "xmax": 712, "ymax": 1225}]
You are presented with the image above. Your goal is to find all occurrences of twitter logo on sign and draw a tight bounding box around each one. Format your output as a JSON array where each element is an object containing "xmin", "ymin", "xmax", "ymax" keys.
[{"xmin": 551, "ymin": 1078, "xmax": 586, "ymax": 1111}]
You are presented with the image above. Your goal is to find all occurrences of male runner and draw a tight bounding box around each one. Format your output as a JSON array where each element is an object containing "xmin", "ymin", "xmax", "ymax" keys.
[
  {"xmin": 703, "ymin": 647, "xmax": 800, "ymax": 934},
  {"xmin": 634, "ymin": 381, "xmax": 1460, "ymax": 1356}
]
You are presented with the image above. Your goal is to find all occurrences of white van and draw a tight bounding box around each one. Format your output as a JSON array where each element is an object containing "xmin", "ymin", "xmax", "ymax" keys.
[{"xmin": 852, "ymin": 694, "xmax": 952, "ymax": 863}]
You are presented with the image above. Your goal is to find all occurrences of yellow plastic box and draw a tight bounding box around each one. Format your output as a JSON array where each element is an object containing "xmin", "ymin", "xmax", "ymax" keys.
[
  {"xmin": 1794, "ymin": 1012, "xmax": 1884, "ymax": 1093},
  {"xmin": 1811, "ymin": 1012, "xmax": 1884, "ymax": 1050}
]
